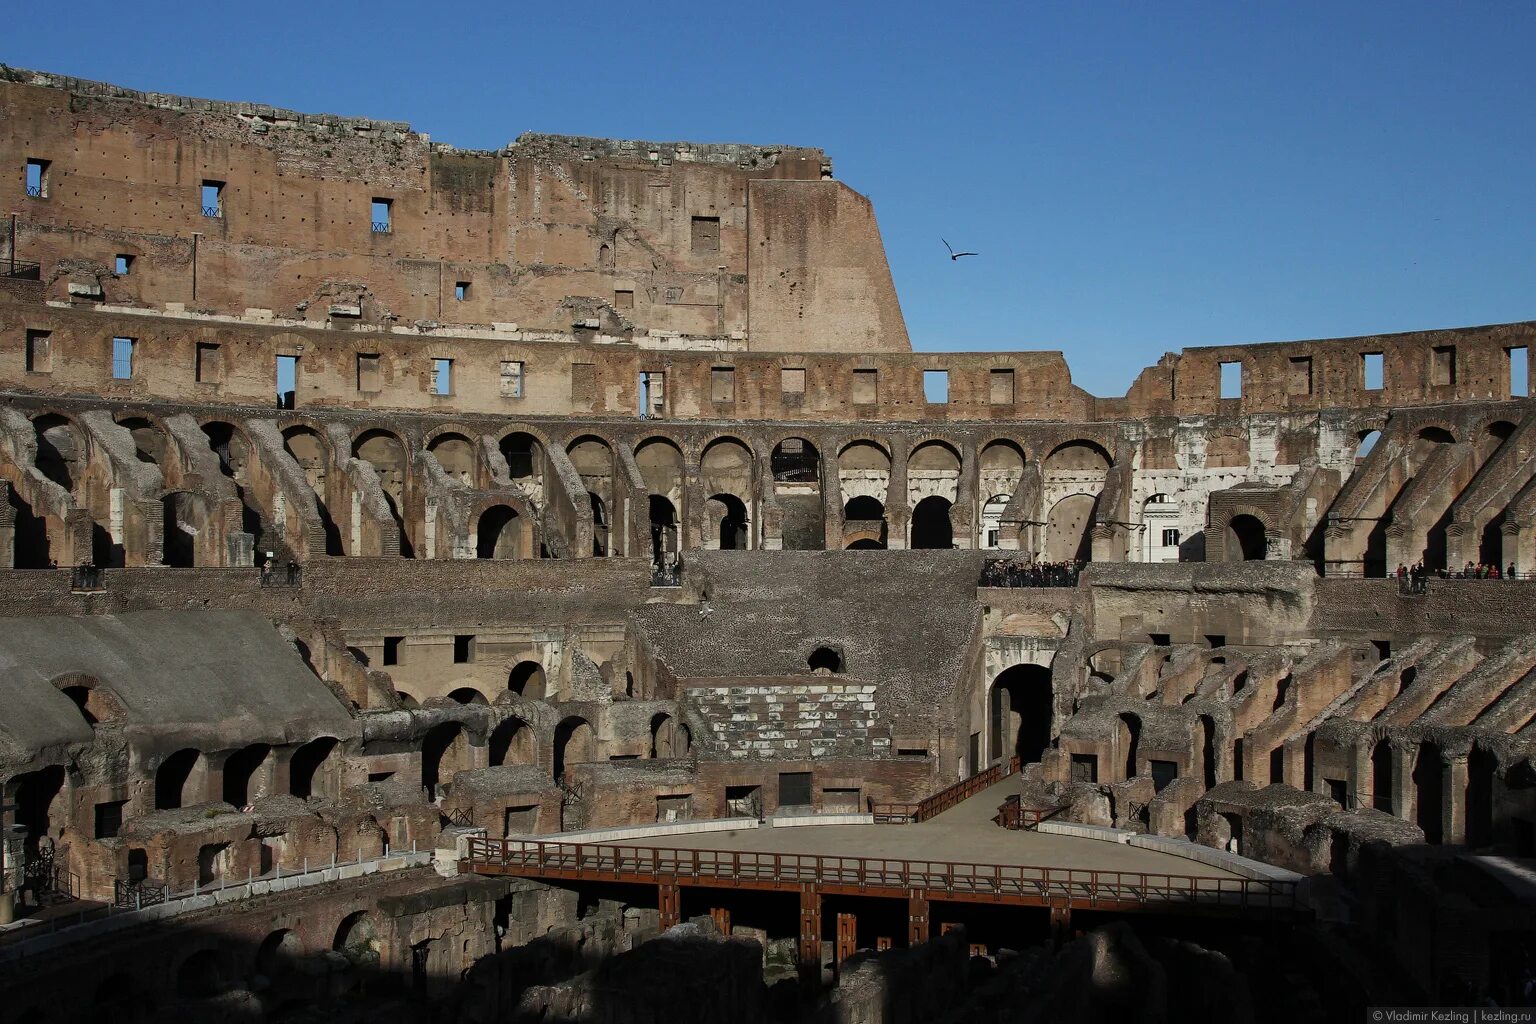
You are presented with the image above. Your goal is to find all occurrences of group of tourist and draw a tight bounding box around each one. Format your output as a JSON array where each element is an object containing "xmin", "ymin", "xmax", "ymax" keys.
[
  {"xmin": 1396, "ymin": 561, "xmax": 1521, "ymax": 593},
  {"xmin": 650, "ymin": 552, "xmax": 683, "ymax": 588},
  {"xmin": 980, "ymin": 559, "xmax": 1084, "ymax": 589}
]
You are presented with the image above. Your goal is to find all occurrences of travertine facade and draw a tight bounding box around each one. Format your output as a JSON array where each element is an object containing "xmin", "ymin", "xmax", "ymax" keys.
[{"xmin": 2, "ymin": 68, "xmax": 1534, "ymax": 1018}]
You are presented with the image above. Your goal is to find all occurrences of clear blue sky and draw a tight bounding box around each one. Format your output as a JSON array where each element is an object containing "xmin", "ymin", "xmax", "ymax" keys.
[{"xmin": 10, "ymin": 1, "xmax": 1535, "ymax": 396}]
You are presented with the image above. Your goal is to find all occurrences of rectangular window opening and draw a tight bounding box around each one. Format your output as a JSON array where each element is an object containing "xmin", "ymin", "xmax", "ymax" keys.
[
  {"xmin": 432, "ymin": 358, "xmax": 454, "ymax": 396},
  {"xmin": 1070, "ymin": 753, "xmax": 1099, "ymax": 784},
  {"xmin": 710, "ymin": 366, "xmax": 735, "ymax": 404},
  {"xmin": 111, "ymin": 336, "xmax": 135, "ymax": 380},
  {"xmin": 25, "ymin": 329, "xmax": 51, "ymax": 373},
  {"xmin": 454, "ymin": 281, "xmax": 469, "ymax": 302},
  {"xmin": 1149, "ymin": 633, "xmax": 1171, "ymax": 647},
  {"xmin": 357, "ymin": 353, "xmax": 381, "ymax": 393},
  {"xmin": 1206, "ymin": 634, "xmax": 1226, "ymax": 648},
  {"xmin": 989, "ymin": 368, "xmax": 1015, "ymax": 405},
  {"xmin": 1509, "ymin": 347, "xmax": 1529, "ymax": 398},
  {"xmin": 1161, "ymin": 528, "xmax": 1181, "ymax": 548},
  {"xmin": 195, "ymin": 342, "xmax": 222, "ymax": 383},
  {"xmin": 201, "ymin": 180, "xmax": 224, "ymax": 218},
  {"xmin": 1431, "ymin": 345, "xmax": 1456, "ymax": 387},
  {"xmin": 640, "ymin": 370, "xmax": 666, "ymax": 418},
  {"xmin": 690, "ymin": 215, "xmax": 720, "ymax": 255},
  {"xmin": 781, "ymin": 367, "xmax": 807, "ymax": 395},
  {"xmin": 1150, "ymin": 760, "xmax": 1179, "ymax": 793},
  {"xmin": 500, "ymin": 360, "xmax": 524, "ymax": 399},
  {"xmin": 453, "ymin": 634, "xmax": 475, "ymax": 663},
  {"xmin": 25, "ymin": 158, "xmax": 49, "ymax": 199},
  {"xmin": 114, "ymin": 254, "xmax": 134, "ymax": 276},
  {"xmin": 1361, "ymin": 352, "xmax": 1384, "ymax": 391},
  {"xmin": 923, "ymin": 369, "xmax": 950, "ymax": 404},
  {"xmin": 1287, "ymin": 356, "xmax": 1313, "ymax": 396},
  {"xmin": 371, "ymin": 198, "xmax": 393, "ymax": 233},
  {"xmin": 614, "ymin": 289, "xmax": 634, "ymax": 310},
  {"xmin": 382, "ymin": 636, "xmax": 403, "ymax": 666},
  {"xmin": 94, "ymin": 800, "xmax": 127, "ymax": 840},
  {"xmin": 1219, "ymin": 360, "xmax": 1242, "ymax": 399},
  {"xmin": 276, "ymin": 354, "xmax": 298, "ymax": 409},
  {"xmin": 851, "ymin": 368, "xmax": 878, "ymax": 405}
]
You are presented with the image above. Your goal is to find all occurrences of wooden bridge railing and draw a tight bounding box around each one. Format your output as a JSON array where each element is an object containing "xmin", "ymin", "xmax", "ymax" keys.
[
  {"xmin": 463, "ymin": 836, "xmax": 1298, "ymax": 916},
  {"xmin": 870, "ymin": 756, "xmax": 1022, "ymax": 824}
]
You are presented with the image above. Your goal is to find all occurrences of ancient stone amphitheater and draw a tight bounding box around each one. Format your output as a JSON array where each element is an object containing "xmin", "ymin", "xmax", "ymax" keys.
[{"xmin": 0, "ymin": 66, "xmax": 1532, "ymax": 1022}]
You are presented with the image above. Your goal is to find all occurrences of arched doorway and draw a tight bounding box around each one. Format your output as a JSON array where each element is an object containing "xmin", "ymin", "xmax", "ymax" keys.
[
  {"xmin": 1414, "ymin": 741, "xmax": 1444, "ymax": 843},
  {"xmin": 421, "ymin": 723, "xmax": 469, "ymax": 800},
  {"xmin": 842, "ymin": 495, "xmax": 886, "ymax": 549},
  {"xmin": 648, "ymin": 495, "xmax": 678, "ymax": 563},
  {"xmin": 161, "ymin": 492, "xmax": 198, "ymax": 567},
  {"xmin": 221, "ymin": 744, "xmax": 270, "ymax": 807},
  {"xmin": 1229, "ymin": 514, "xmax": 1267, "ymax": 561},
  {"xmin": 710, "ymin": 493, "xmax": 749, "ymax": 550},
  {"xmin": 911, "ymin": 495, "xmax": 954, "ymax": 549},
  {"xmin": 155, "ymin": 748, "xmax": 203, "ymax": 809},
  {"xmin": 508, "ymin": 661, "xmax": 546, "ymax": 699},
  {"xmin": 288, "ymin": 737, "xmax": 338, "ymax": 800},
  {"xmin": 650, "ymin": 713, "xmax": 690, "ymax": 758},
  {"xmin": 989, "ymin": 665, "xmax": 1053, "ymax": 764},
  {"xmin": 476, "ymin": 505, "xmax": 524, "ymax": 559},
  {"xmin": 553, "ymin": 717, "xmax": 596, "ymax": 779},
  {"xmin": 489, "ymin": 717, "xmax": 535, "ymax": 766}
]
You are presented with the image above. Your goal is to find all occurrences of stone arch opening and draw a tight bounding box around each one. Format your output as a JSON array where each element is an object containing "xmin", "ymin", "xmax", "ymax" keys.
[
  {"xmin": 421, "ymin": 723, "xmax": 470, "ymax": 800},
  {"xmin": 500, "ymin": 432, "xmax": 544, "ymax": 486},
  {"xmin": 1045, "ymin": 493, "xmax": 1098, "ymax": 563},
  {"xmin": 333, "ymin": 911, "xmax": 380, "ymax": 967},
  {"xmin": 1466, "ymin": 744, "xmax": 1497, "ymax": 848},
  {"xmin": 427, "ymin": 432, "xmax": 477, "ymax": 488},
  {"xmin": 221, "ymin": 743, "xmax": 271, "ymax": 807},
  {"xmin": 1355, "ymin": 430, "xmax": 1381, "ymax": 460},
  {"xmin": 52, "ymin": 673, "xmax": 122, "ymax": 726},
  {"xmin": 808, "ymin": 646, "xmax": 844, "ymax": 673},
  {"xmin": 489, "ymin": 717, "xmax": 535, "ymax": 766},
  {"xmin": 771, "ymin": 437, "xmax": 820, "ymax": 484},
  {"xmin": 989, "ymin": 664, "xmax": 1053, "ymax": 765},
  {"xmin": 911, "ymin": 495, "xmax": 954, "ymax": 549},
  {"xmin": 288, "ymin": 736, "xmax": 339, "ymax": 800},
  {"xmin": 353, "ymin": 429, "xmax": 412, "ymax": 558},
  {"xmin": 1413, "ymin": 741, "xmax": 1444, "ymax": 843},
  {"xmin": 33, "ymin": 414, "xmax": 82, "ymax": 492},
  {"xmin": 449, "ymin": 687, "xmax": 489, "ymax": 706},
  {"xmin": 256, "ymin": 929, "xmax": 301, "ymax": 984},
  {"xmin": 1118, "ymin": 712, "xmax": 1141, "ymax": 780},
  {"xmin": 7, "ymin": 483, "xmax": 51, "ymax": 568},
  {"xmin": 202, "ymin": 421, "xmax": 264, "ymax": 558},
  {"xmin": 12, "ymin": 766, "xmax": 64, "ymax": 867},
  {"xmin": 650, "ymin": 712, "xmax": 690, "ymax": 758},
  {"xmin": 282, "ymin": 425, "xmax": 344, "ymax": 555},
  {"xmin": 710, "ymin": 492, "xmax": 749, "ymax": 550},
  {"xmin": 1371, "ymin": 737, "xmax": 1394, "ymax": 813},
  {"xmin": 1229, "ymin": 514, "xmax": 1267, "ymax": 561},
  {"xmin": 508, "ymin": 661, "xmax": 547, "ymax": 699},
  {"xmin": 155, "ymin": 748, "xmax": 204, "ymax": 810},
  {"xmin": 117, "ymin": 416, "xmax": 165, "ymax": 466},
  {"xmin": 477, "ymin": 504, "xmax": 526, "ymax": 559},
  {"xmin": 161, "ymin": 491, "xmax": 200, "ymax": 567},
  {"xmin": 648, "ymin": 494, "xmax": 678, "ymax": 563},
  {"xmin": 554, "ymin": 717, "xmax": 596, "ymax": 779},
  {"xmin": 842, "ymin": 495, "xmax": 886, "ymax": 549}
]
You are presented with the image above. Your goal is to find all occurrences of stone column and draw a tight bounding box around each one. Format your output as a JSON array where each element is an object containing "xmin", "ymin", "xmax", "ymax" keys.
[{"xmin": 1443, "ymin": 753, "xmax": 1469, "ymax": 846}]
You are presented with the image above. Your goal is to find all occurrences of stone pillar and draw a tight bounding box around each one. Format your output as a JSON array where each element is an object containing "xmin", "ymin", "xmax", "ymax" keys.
[
  {"xmin": 822, "ymin": 450, "xmax": 844, "ymax": 551},
  {"xmin": 1444, "ymin": 753, "xmax": 1469, "ymax": 846},
  {"xmin": 952, "ymin": 441, "xmax": 978, "ymax": 550},
  {"xmin": 1391, "ymin": 740, "xmax": 1416, "ymax": 826},
  {"xmin": 885, "ymin": 437, "xmax": 910, "ymax": 550}
]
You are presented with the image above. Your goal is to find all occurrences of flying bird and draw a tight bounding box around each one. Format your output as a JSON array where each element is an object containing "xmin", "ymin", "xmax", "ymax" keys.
[{"xmin": 943, "ymin": 239, "xmax": 978, "ymax": 260}]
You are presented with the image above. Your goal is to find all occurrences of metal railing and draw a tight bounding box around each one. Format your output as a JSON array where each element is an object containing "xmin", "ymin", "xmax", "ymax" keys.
[
  {"xmin": 201, "ymin": 205, "xmax": 221, "ymax": 218},
  {"xmin": 70, "ymin": 565, "xmax": 105, "ymax": 593},
  {"xmin": 259, "ymin": 562, "xmax": 303, "ymax": 587},
  {"xmin": 979, "ymin": 560, "xmax": 1082, "ymax": 589},
  {"xmin": 25, "ymin": 185, "xmax": 43, "ymax": 199},
  {"xmin": 113, "ymin": 877, "xmax": 168, "ymax": 910},
  {"xmin": 445, "ymin": 807, "xmax": 473, "ymax": 828},
  {"xmin": 371, "ymin": 221, "xmax": 391, "ymax": 233},
  {"xmin": 871, "ymin": 757, "xmax": 1021, "ymax": 824},
  {"xmin": 2, "ymin": 260, "xmax": 41, "ymax": 280},
  {"xmin": 464, "ymin": 837, "xmax": 1298, "ymax": 916}
]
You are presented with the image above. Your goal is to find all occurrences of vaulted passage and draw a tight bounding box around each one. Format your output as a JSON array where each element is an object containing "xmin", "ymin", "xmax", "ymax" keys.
[
  {"xmin": 1229, "ymin": 514, "xmax": 1267, "ymax": 561},
  {"xmin": 910, "ymin": 495, "xmax": 953, "ymax": 549},
  {"xmin": 989, "ymin": 664, "xmax": 1053, "ymax": 765}
]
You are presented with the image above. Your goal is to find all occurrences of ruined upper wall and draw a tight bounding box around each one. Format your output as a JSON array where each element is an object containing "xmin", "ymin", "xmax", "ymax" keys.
[{"xmin": 0, "ymin": 67, "xmax": 910, "ymax": 353}]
